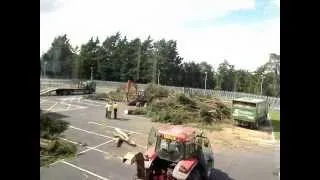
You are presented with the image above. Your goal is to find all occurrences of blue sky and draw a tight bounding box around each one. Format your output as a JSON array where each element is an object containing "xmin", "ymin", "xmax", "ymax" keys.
[
  {"xmin": 184, "ymin": 0, "xmax": 279, "ymax": 28},
  {"xmin": 41, "ymin": 0, "xmax": 280, "ymax": 71}
]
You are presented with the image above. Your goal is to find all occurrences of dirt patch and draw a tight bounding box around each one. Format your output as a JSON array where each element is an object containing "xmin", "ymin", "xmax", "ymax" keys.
[
  {"xmin": 148, "ymin": 121, "xmax": 276, "ymax": 152},
  {"xmin": 207, "ymin": 126, "xmax": 276, "ymax": 152}
]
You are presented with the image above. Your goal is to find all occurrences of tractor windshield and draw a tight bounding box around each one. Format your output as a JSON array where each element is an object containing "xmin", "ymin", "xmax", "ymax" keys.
[{"xmin": 156, "ymin": 138, "xmax": 184, "ymax": 162}]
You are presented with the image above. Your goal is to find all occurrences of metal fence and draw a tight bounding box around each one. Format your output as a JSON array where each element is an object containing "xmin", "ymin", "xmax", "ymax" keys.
[{"xmin": 40, "ymin": 78, "xmax": 280, "ymax": 111}]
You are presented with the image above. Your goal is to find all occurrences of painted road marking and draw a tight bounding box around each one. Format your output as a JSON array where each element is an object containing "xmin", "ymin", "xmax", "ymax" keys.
[
  {"xmin": 72, "ymin": 124, "xmax": 147, "ymax": 149},
  {"xmin": 61, "ymin": 160, "xmax": 109, "ymax": 180},
  {"xmin": 60, "ymin": 137, "xmax": 123, "ymax": 160},
  {"xmin": 75, "ymin": 101, "xmax": 102, "ymax": 107},
  {"xmin": 78, "ymin": 140, "xmax": 114, "ymax": 155},
  {"xmin": 69, "ymin": 126, "xmax": 114, "ymax": 139},
  {"xmin": 49, "ymin": 139, "xmax": 113, "ymax": 167},
  {"xmin": 45, "ymin": 102, "xmax": 58, "ymax": 112},
  {"xmin": 83, "ymin": 99, "xmax": 106, "ymax": 105},
  {"xmin": 40, "ymin": 99, "xmax": 48, "ymax": 104},
  {"xmin": 88, "ymin": 121, "xmax": 143, "ymax": 135}
]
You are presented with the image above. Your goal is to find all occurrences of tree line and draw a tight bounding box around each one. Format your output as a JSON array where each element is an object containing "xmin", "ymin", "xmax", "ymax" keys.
[{"xmin": 40, "ymin": 33, "xmax": 280, "ymax": 97}]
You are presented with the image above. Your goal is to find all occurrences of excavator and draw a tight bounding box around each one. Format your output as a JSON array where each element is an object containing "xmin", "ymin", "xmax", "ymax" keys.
[{"xmin": 122, "ymin": 80, "xmax": 147, "ymax": 107}]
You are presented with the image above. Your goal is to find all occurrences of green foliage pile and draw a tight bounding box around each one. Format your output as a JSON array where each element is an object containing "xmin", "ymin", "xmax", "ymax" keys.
[
  {"xmin": 144, "ymin": 93, "xmax": 231, "ymax": 125},
  {"xmin": 40, "ymin": 114, "xmax": 77, "ymax": 167},
  {"xmin": 145, "ymin": 83, "xmax": 169, "ymax": 103},
  {"xmin": 130, "ymin": 108, "xmax": 148, "ymax": 115},
  {"xmin": 40, "ymin": 115, "xmax": 69, "ymax": 139},
  {"xmin": 40, "ymin": 139, "xmax": 77, "ymax": 167}
]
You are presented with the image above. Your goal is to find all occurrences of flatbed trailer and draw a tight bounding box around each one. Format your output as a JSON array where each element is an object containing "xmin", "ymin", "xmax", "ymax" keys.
[
  {"xmin": 55, "ymin": 88, "xmax": 94, "ymax": 96},
  {"xmin": 40, "ymin": 88, "xmax": 94, "ymax": 96},
  {"xmin": 40, "ymin": 80, "xmax": 96, "ymax": 96}
]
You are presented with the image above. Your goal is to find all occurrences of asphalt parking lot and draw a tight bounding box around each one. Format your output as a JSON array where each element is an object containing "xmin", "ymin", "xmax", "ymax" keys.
[{"xmin": 40, "ymin": 95, "xmax": 280, "ymax": 180}]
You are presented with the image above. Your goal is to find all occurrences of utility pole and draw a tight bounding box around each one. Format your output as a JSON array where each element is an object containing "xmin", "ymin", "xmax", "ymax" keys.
[
  {"xmin": 158, "ymin": 70, "xmax": 160, "ymax": 86},
  {"xmin": 205, "ymin": 72, "xmax": 207, "ymax": 90},
  {"xmin": 90, "ymin": 66, "xmax": 93, "ymax": 81},
  {"xmin": 44, "ymin": 61, "xmax": 47, "ymax": 79},
  {"xmin": 152, "ymin": 49, "xmax": 158, "ymax": 84},
  {"xmin": 137, "ymin": 44, "xmax": 141, "ymax": 81},
  {"xmin": 260, "ymin": 75, "xmax": 265, "ymax": 95}
]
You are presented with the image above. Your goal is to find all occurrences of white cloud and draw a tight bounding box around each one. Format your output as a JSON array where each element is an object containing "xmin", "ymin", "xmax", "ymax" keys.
[{"xmin": 40, "ymin": 0, "xmax": 279, "ymax": 71}]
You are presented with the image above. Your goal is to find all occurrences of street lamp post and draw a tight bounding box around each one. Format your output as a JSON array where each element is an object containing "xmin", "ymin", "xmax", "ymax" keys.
[
  {"xmin": 44, "ymin": 61, "xmax": 47, "ymax": 79},
  {"xmin": 260, "ymin": 75, "xmax": 265, "ymax": 95},
  {"xmin": 205, "ymin": 71, "xmax": 208, "ymax": 90},
  {"xmin": 90, "ymin": 66, "xmax": 93, "ymax": 81},
  {"xmin": 158, "ymin": 70, "xmax": 160, "ymax": 86}
]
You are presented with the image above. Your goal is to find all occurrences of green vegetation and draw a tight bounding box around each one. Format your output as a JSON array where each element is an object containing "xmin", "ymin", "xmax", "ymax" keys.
[
  {"xmin": 270, "ymin": 111, "xmax": 280, "ymax": 140},
  {"xmin": 40, "ymin": 34, "xmax": 279, "ymax": 97},
  {"xmin": 40, "ymin": 113, "xmax": 77, "ymax": 167},
  {"xmin": 40, "ymin": 139, "xmax": 77, "ymax": 167},
  {"xmin": 130, "ymin": 85, "xmax": 232, "ymax": 126}
]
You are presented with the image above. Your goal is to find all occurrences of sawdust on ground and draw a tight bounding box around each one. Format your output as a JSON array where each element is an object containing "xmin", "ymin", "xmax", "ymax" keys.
[
  {"xmin": 148, "ymin": 121, "xmax": 276, "ymax": 152},
  {"xmin": 206, "ymin": 125, "xmax": 276, "ymax": 153}
]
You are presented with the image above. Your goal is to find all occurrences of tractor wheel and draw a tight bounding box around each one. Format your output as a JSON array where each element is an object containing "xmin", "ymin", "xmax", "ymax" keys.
[{"xmin": 187, "ymin": 168, "xmax": 202, "ymax": 180}]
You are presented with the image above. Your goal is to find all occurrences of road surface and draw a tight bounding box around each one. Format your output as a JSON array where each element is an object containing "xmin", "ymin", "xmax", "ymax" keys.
[{"xmin": 40, "ymin": 95, "xmax": 280, "ymax": 180}]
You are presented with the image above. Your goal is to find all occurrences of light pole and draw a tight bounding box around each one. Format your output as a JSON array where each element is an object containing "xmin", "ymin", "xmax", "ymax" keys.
[
  {"xmin": 158, "ymin": 69, "xmax": 160, "ymax": 86},
  {"xmin": 260, "ymin": 75, "xmax": 265, "ymax": 95},
  {"xmin": 90, "ymin": 66, "xmax": 93, "ymax": 81},
  {"xmin": 44, "ymin": 61, "xmax": 47, "ymax": 79},
  {"xmin": 205, "ymin": 71, "xmax": 208, "ymax": 90}
]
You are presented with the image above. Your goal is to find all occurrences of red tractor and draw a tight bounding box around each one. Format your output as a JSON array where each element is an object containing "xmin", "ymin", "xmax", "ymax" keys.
[{"xmin": 124, "ymin": 125, "xmax": 215, "ymax": 180}]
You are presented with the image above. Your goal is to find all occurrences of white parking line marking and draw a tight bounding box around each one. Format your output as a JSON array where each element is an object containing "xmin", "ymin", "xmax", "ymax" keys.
[
  {"xmin": 66, "ymin": 103, "xmax": 71, "ymax": 110},
  {"xmin": 69, "ymin": 126, "xmax": 114, "ymax": 139},
  {"xmin": 59, "ymin": 138, "xmax": 123, "ymax": 160},
  {"xmin": 51, "ymin": 107, "xmax": 87, "ymax": 113},
  {"xmin": 73, "ymin": 101, "xmax": 102, "ymax": 107},
  {"xmin": 45, "ymin": 102, "xmax": 58, "ymax": 112},
  {"xmin": 78, "ymin": 140, "xmax": 114, "ymax": 154},
  {"xmin": 59, "ymin": 138, "xmax": 80, "ymax": 145},
  {"xmin": 88, "ymin": 121, "xmax": 143, "ymax": 135},
  {"xmin": 40, "ymin": 99, "xmax": 48, "ymax": 104},
  {"xmin": 61, "ymin": 160, "xmax": 109, "ymax": 180},
  {"xmin": 83, "ymin": 99, "xmax": 106, "ymax": 104},
  {"xmin": 70, "ymin": 124, "xmax": 147, "ymax": 149}
]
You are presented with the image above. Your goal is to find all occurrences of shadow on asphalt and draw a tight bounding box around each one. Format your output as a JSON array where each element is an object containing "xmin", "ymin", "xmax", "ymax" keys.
[{"xmin": 213, "ymin": 168, "xmax": 235, "ymax": 180}]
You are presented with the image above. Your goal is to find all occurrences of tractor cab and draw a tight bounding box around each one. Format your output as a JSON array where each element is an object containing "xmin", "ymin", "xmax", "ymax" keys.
[{"xmin": 144, "ymin": 125, "xmax": 215, "ymax": 180}]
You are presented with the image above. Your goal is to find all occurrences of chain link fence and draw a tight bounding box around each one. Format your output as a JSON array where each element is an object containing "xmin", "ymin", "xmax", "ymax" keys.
[{"xmin": 40, "ymin": 78, "xmax": 280, "ymax": 111}]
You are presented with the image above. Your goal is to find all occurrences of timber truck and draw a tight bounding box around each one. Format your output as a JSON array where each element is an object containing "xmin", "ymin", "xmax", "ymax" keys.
[
  {"xmin": 123, "ymin": 125, "xmax": 216, "ymax": 180},
  {"xmin": 40, "ymin": 80, "xmax": 96, "ymax": 96}
]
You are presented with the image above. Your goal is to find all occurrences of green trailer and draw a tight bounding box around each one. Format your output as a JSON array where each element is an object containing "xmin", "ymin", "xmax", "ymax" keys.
[{"xmin": 232, "ymin": 97, "xmax": 269, "ymax": 129}]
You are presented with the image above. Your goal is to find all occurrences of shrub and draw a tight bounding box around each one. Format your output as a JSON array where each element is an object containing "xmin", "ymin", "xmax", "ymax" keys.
[
  {"xmin": 145, "ymin": 84, "xmax": 169, "ymax": 103},
  {"xmin": 49, "ymin": 140, "xmax": 77, "ymax": 156},
  {"xmin": 40, "ymin": 115, "xmax": 69, "ymax": 139},
  {"xmin": 130, "ymin": 108, "xmax": 147, "ymax": 115}
]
